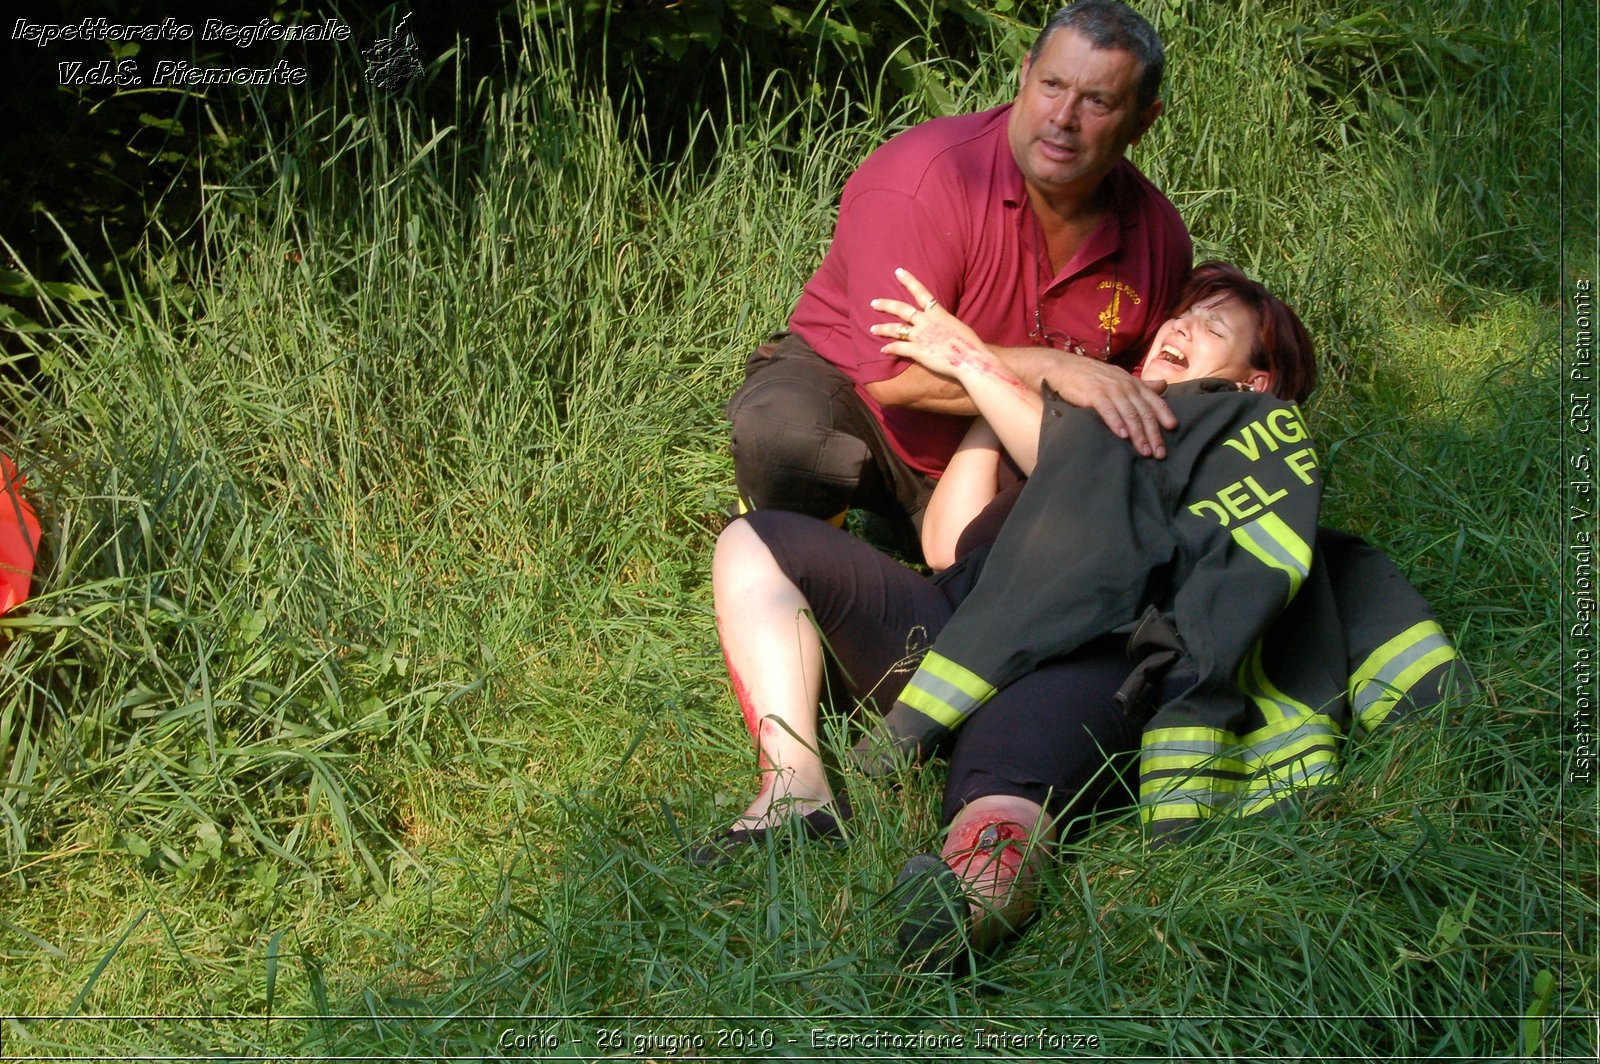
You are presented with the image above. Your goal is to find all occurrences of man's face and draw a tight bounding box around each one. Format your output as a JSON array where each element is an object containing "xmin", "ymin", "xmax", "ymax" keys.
[{"xmin": 1007, "ymin": 29, "xmax": 1161, "ymax": 206}]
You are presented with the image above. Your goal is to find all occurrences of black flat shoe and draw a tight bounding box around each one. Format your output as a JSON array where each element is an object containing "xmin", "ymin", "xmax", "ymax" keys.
[
  {"xmin": 687, "ymin": 799, "xmax": 851, "ymax": 867},
  {"xmin": 892, "ymin": 853, "xmax": 969, "ymax": 971}
]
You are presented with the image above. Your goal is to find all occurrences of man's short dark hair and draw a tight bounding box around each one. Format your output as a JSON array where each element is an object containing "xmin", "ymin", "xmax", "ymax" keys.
[{"xmin": 1030, "ymin": 1, "xmax": 1165, "ymax": 112}]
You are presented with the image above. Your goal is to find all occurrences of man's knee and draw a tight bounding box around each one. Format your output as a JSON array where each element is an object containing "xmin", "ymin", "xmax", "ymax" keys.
[{"xmin": 728, "ymin": 379, "xmax": 871, "ymax": 517}]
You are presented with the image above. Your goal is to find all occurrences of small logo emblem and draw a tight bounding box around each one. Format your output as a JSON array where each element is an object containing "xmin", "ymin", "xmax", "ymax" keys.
[{"xmin": 1097, "ymin": 280, "xmax": 1141, "ymax": 334}]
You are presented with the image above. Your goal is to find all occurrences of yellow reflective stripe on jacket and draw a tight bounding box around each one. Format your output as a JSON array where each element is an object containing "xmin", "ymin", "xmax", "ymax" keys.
[
  {"xmin": 1139, "ymin": 726, "xmax": 1236, "ymax": 784},
  {"xmin": 1143, "ymin": 725, "xmax": 1237, "ymax": 747},
  {"xmin": 1143, "ymin": 800, "xmax": 1219, "ymax": 824},
  {"xmin": 1231, "ymin": 511, "xmax": 1313, "ymax": 604},
  {"xmin": 1349, "ymin": 620, "xmax": 1456, "ymax": 732},
  {"xmin": 1141, "ymin": 727, "xmax": 1334, "ymax": 801},
  {"xmin": 1237, "ymin": 761, "xmax": 1341, "ymax": 817},
  {"xmin": 1139, "ymin": 724, "xmax": 1236, "ymax": 805},
  {"xmin": 1233, "ymin": 713, "xmax": 1340, "ymax": 772},
  {"xmin": 896, "ymin": 651, "xmax": 996, "ymax": 730},
  {"xmin": 1139, "ymin": 713, "xmax": 1340, "ymax": 819},
  {"xmin": 1141, "ymin": 752, "xmax": 1250, "ymax": 777},
  {"xmin": 1237, "ymin": 731, "xmax": 1339, "ymax": 793},
  {"xmin": 1236, "ymin": 641, "xmax": 1319, "ymax": 725}
]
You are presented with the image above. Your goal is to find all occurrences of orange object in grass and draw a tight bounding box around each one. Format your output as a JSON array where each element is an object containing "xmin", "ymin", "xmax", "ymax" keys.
[{"xmin": 0, "ymin": 453, "xmax": 40, "ymax": 615}]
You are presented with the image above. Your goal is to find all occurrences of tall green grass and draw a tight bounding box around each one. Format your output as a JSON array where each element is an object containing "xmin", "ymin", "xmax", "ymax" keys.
[{"xmin": 0, "ymin": 1, "xmax": 1587, "ymax": 1059}]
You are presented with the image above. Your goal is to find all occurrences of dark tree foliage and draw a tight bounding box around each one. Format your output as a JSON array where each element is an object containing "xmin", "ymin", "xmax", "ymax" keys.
[
  {"xmin": 0, "ymin": 2, "xmax": 525, "ymax": 343},
  {"xmin": 1, "ymin": 1, "xmax": 1007, "ymax": 296},
  {"xmin": 528, "ymin": 1, "xmax": 1014, "ymax": 152}
]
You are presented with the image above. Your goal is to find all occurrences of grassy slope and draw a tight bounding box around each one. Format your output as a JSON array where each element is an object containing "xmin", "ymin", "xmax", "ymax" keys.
[{"xmin": 0, "ymin": 1, "xmax": 1590, "ymax": 1058}]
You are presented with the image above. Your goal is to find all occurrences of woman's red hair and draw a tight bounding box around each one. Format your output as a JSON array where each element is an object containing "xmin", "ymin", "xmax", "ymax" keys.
[{"xmin": 1173, "ymin": 262, "xmax": 1317, "ymax": 403}]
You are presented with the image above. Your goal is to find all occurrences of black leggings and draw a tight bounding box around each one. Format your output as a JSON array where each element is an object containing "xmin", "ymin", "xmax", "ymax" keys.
[{"xmin": 743, "ymin": 509, "xmax": 1145, "ymax": 827}]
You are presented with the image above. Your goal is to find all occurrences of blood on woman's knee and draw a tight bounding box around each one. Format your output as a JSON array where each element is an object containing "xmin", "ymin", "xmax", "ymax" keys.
[{"xmin": 945, "ymin": 819, "xmax": 1029, "ymax": 881}]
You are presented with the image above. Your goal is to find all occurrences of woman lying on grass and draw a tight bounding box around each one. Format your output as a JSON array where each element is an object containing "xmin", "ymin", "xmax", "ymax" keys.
[{"xmin": 698, "ymin": 263, "xmax": 1463, "ymax": 969}]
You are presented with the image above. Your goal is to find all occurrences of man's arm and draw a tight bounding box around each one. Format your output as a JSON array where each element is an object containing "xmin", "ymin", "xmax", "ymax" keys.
[
  {"xmin": 991, "ymin": 345, "xmax": 1176, "ymax": 460},
  {"xmin": 862, "ymin": 362, "xmax": 979, "ymax": 416},
  {"xmin": 864, "ymin": 339, "xmax": 1177, "ymax": 458},
  {"xmin": 867, "ymin": 267, "xmax": 1179, "ymax": 457}
]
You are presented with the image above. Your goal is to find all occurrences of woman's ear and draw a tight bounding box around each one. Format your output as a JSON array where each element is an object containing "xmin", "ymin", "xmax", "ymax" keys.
[{"xmin": 1247, "ymin": 370, "xmax": 1273, "ymax": 394}]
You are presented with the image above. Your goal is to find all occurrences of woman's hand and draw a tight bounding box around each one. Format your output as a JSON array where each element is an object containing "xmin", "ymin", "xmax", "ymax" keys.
[
  {"xmin": 870, "ymin": 268, "xmax": 997, "ymax": 380},
  {"xmin": 869, "ymin": 267, "xmax": 1045, "ymax": 475},
  {"xmin": 871, "ymin": 268, "xmax": 1175, "ymax": 460}
]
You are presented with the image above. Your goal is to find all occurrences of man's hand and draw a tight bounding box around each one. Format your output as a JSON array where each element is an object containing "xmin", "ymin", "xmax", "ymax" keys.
[{"xmin": 1000, "ymin": 347, "xmax": 1177, "ymax": 459}]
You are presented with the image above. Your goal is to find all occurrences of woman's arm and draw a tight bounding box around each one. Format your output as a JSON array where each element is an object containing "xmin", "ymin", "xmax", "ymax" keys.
[
  {"xmin": 870, "ymin": 269, "xmax": 1044, "ymax": 473},
  {"xmin": 921, "ymin": 418, "xmax": 1003, "ymax": 571}
]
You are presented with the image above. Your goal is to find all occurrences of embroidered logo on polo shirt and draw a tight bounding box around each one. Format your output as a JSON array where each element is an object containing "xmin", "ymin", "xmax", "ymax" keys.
[{"xmin": 1097, "ymin": 280, "xmax": 1142, "ymax": 334}]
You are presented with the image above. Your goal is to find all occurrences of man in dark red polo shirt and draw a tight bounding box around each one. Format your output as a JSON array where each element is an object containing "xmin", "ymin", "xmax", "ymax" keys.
[{"xmin": 727, "ymin": 0, "xmax": 1191, "ymax": 552}]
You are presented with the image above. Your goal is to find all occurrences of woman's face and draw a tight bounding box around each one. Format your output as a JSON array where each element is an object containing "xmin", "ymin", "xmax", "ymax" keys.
[{"xmin": 1138, "ymin": 294, "xmax": 1270, "ymax": 392}]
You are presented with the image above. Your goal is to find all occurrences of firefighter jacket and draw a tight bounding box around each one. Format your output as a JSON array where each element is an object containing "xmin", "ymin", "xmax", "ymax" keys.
[{"xmin": 852, "ymin": 380, "xmax": 1468, "ymax": 840}]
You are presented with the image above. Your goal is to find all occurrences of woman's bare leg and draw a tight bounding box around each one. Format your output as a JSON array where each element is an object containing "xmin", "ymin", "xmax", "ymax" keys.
[{"xmin": 712, "ymin": 518, "xmax": 840, "ymax": 829}]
